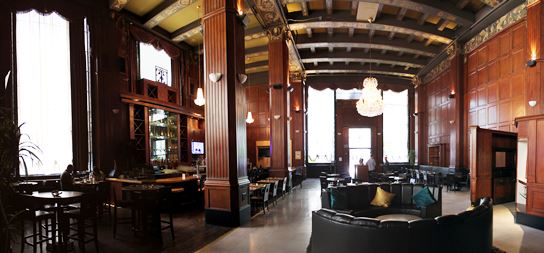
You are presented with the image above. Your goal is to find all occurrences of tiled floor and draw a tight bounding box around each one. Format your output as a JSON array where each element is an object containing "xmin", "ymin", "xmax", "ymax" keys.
[{"xmin": 14, "ymin": 179, "xmax": 544, "ymax": 252}]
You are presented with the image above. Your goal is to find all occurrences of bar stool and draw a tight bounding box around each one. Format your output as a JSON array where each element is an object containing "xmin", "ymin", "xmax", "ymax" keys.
[{"xmin": 19, "ymin": 198, "xmax": 56, "ymax": 253}]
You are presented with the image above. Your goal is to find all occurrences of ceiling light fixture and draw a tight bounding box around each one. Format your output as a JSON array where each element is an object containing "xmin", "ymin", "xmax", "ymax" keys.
[
  {"xmin": 194, "ymin": 45, "xmax": 205, "ymax": 106},
  {"xmin": 356, "ymin": 18, "xmax": 384, "ymax": 117}
]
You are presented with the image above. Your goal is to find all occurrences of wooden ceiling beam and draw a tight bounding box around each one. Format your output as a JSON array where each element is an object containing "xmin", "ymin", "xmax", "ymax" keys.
[
  {"xmin": 388, "ymin": 32, "xmax": 395, "ymax": 40},
  {"xmin": 306, "ymin": 28, "xmax": 313, "ymax": 38},
  {"xmin": 286, "ymin": 0, "xmax": 474, "ymax": 27},
  {"xmin": 418, "ymin": 13, "xmax": 428, "ymax": 25},
  {"xmin": 327, "ymin": 27, "xmax": 334, "ymax": 37},
  {"xmin": 171, "ymin": 20, "xmax": 201, "ymax": 42},
  {"xmin": 288, "ymin": 11, "xmax": 454, "ymax": 44},
  {"xmin": 437, "ymin": 19, "xmax": 449, "ymax": 31},
  {"xmin": 348, "ymin": 27, "xmax": 355, "ymax": 37},
  {"xmin": 305, "ymin": 74, "xmax": 411, "ymax": 86},
  {"xmin": 351, "ymin": 1, "xmax": 358, "ymax": 16},
  {"xmin": 295, "ymin": 34, "xmax": 440, "ymax": 56},
  {"xmin": 301, "ymin": 2, "xmax": 309, "ymax": 16},
  {"xmin": 457, "ymin": 0, "xmax": 471, "ymax": 9},
  {"xmin": 326, "ymin": 0, "xmax": 333, "ymax": 15},
  {"xmin": 299, "ymin": 50, "xmax": 428, "ymax": 65},
  {"xmin": 300, "ymin": 56, "xmax": 424, "ymax": 69},
  {"xmin": 304, "ymin": 69, "xmax": 415, "ymax": 78},
  {"xmin": 144, "ymin": 0, "xmax": 194, "ymax": 28},
  {"xmin": 396, "ymin": 8, "xmax": 407, "ymax": 21}
]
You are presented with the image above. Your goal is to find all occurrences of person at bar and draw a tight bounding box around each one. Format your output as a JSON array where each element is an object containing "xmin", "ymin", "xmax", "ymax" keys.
[{"xmin": 60, "ymin": 164, "xmax": 75, "ymax": 190}]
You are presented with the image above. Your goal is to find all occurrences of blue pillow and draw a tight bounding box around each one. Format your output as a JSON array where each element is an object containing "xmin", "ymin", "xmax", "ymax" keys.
[
  {"xmin": 330, "ymin": 188, "xmax": 348, "ymax": 210},
  {"xmin": 412, "ymin": 187, "xmax": 436, "ymax": 208}
]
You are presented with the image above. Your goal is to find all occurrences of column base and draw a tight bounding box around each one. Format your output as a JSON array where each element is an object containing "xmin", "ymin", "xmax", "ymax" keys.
[{"xmin": 205, "ymin": 205, "xmax": 251, "ymax": 227}]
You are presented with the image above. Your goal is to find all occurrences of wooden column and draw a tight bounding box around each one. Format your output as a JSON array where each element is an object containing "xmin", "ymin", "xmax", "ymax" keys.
[
  {"xmin": 527, "ymin": 0, "xmax": 544, "ymax": 116},
  {"xmin": 202, "ymin": 0, "xmax": 250, "ymax": 226},
  {"xmin": 449, "ymin": 53, "xmax": 465, "ymax": 169},
  {"xmin": 268, "ymin": 33, "xmax": 289, "ymax": 177},
  {"xmin": 290, "ymin": 77, "xmax": 305, "ymax": 168}
]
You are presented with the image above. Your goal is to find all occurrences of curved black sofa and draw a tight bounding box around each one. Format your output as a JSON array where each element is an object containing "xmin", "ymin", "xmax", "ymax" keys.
[
  {"xmin": 310, "ymin": 198, "xmax": 493, "ymax": 253},
  {"xmin": 322, "ymin": 183, "xmax": 442, "ymax": 218}
]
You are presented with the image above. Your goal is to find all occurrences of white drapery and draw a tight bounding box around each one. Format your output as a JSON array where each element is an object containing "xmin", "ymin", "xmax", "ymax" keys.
[
  {"xmin": 17, "ymin": 10, "xmax": 73, "ymax": 175},
  {"xmin": 383, "ymin": 90, "xmax": 408, "ymax": 162},
  {"xmin": 307, "ymin": 87, "xmax": 335, "ymax": 163}
]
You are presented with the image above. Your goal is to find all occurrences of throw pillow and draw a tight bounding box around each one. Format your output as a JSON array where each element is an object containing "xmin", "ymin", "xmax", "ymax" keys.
[
  {"xmin": 370, "ymin": 187, "xmax": 395, "ymax": 207},
  {"xmin": 330, "ymin": 188, "xmax": 348, "ymax": 210},
  {"xmin": 412, "ymin": 187, "xmax": 437, "ymax": 208}
]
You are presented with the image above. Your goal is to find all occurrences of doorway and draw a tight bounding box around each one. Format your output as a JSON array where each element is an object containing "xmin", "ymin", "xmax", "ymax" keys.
[{"xmin": 348, "ymin": 128, "xmax": 372, "ymax": 178}]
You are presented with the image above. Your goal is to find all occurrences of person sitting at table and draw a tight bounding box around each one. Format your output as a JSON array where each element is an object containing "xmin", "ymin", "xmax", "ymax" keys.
[{"xmin": 60, "ymin": 164, "xmax": 75, "ymax": 190}]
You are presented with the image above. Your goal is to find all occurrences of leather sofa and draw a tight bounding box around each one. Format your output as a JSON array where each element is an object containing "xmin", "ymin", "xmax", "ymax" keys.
[
  {"xmin": 321, "ymin": 183, "xmax": 442, "ymax": 218},
  {"xmin": 310, "ymin": 198, "xmax": 493, "ymax": 253}
]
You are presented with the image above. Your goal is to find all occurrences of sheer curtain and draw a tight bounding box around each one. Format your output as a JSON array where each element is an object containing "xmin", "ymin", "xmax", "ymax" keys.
[
  {"xmin": 139, "ymin": 42, "xmax": 172, "ymax": 86},
  {"xmin": 383, "ymin": 90, "xmax": 408, "ymax": 162},
  {"xmin": 307, "ymin": 87, "xmax": 335, "ymax": 163},
  {"xmin": 17, "ymin": 10, "xmax": 73, "ymax": 175}
]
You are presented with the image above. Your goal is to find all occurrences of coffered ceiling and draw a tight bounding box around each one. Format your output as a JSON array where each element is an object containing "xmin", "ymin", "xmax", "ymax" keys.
[{"xmin": 111, "ymin": 0, "xmax": 513, "ymax": 84}]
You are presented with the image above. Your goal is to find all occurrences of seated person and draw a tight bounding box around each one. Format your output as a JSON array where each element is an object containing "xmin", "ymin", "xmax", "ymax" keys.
[{"xmin": 60, "ymin": 164, "xmax": 75, "ymax": 190}]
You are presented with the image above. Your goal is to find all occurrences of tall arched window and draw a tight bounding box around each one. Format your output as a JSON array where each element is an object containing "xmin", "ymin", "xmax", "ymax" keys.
[
  {"xmin": 16, "ymin": 10, "xmax": 73, "ymax": 175},
  {"xmin": 307, "ymin": 87, "xmax": 335, "ymax": 163}
]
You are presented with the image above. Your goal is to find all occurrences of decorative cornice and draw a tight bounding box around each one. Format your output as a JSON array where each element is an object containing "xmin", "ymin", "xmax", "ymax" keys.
[
  {"xmin": 480, "ymin": 0, "xmax": 505, "ymax": 7},
  {"xmin": 527, "ymin": 0, "xmax": 540, "ymax": 7},
  {"xmin": 464, "ymin": 2, "xmax": 527, "ymax": 54},
  {"xmin": 411, "ymin": 76, "xmax": 422, "ymax": 88},
  {"xmin": 422, "ymin": 43, "xmax": 458, "ymax": 83}
]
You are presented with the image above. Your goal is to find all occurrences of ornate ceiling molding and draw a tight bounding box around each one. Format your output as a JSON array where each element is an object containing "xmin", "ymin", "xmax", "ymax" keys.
[
  {"xmin": 423, "ymin": 57, "xmax": 451, "ymax": 83},
  {"xmin": 480, "ymin": 0, "xmax": 505, "ymax": 7},
  {"xmin": 110, "ymin": 0, "xmax": 130, "ymax": 11},
  {"xmin": 249, "ymin": 0, "xmax": 285, "ymax": 30},
  {"xmin": 144, "ymin": 0, "xmax": 195, "ymax": 28},
  {"xmin": 464, "ymin": 2, "xmax": 527, "ymax": 54}
]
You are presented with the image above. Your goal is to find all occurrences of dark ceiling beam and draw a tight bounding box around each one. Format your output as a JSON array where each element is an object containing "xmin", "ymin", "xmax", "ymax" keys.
[
  {"xmin": 246, "ymin": 46, "xmax": 268, "ymax": 55},
  {"xmin": 294, "ymin": 34, "xmax": 441, "ymax": 56},
  {"xmin": 305, "ymin": 74, "xmax": 411, "ymax": 86},
  {"xmin": 297, "ymin": 41, "xmax": 436, "ymax": 57},
  {"xmin": 301, "ymin": 1, "xmax": 309, "ymax": 16},
  {"xmin": 110, "ymin": 0, "xmax": 130, "ymax": 11},
  {"xmin": 144, "ymin": 0, "xmax": 194, "ymax": 28},
  {"xmin": 437, "ymin": 19, "xmax": 448, "ymax": 31},
  {"xmin": 348, "ymin": 27, "xmax": 354, "ymax": 37},
  {"xmin": 306, "ymin": 62, "xmax": 418, "ymax": 74},
  {"xmin": 326, "ymin": 0, "xmax": 333, "ymax": 15},
  {"xmin": 305, "ymin": 69, "xmax": 415, "ymax": 78},
  {"xmin": 327, "ymin": 27, "xmax": 334, "ymax": 37},
  {"xmin": 306, "ymin": 28, "xmax": 313, "ymax": 38},
  {"xmin": 300, "ymin": 57, "xmax": 424, "ymax": 69},
  {"xmin": 171, "ymin": 20, "xmax": 201, "ymax": 42},
  {"xmin": 288, "ymin": 11, "xmax": 454, "ymax": 43},
  {"xmin": 418, "ymin": 13, "xmax": 428, "ymax": 25},
  {"xmin": 456, "ymin": 0, "xmax": 470, "ymax": 9},
  {"xmin": 287, "ymin": 0, "xmax": 475, "ymax": 27},
  {"xmin": 396, "ymin": 8, "xmax": 407, "ymax": 20},
  {"xmin": 246, "ymin": 60, "xmax": 269, "ymax": 69},
  {"xmin": 351, "ymin": 1, "xmax": 358, "ymax": 16}
]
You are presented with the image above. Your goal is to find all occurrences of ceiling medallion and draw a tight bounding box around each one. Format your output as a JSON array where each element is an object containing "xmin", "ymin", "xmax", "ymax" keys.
[{"xmin": 356, "ymin": 18, "xmax": 383, "ymax": 118}]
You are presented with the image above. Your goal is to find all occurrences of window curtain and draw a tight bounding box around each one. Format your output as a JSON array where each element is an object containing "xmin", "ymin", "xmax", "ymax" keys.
[
  {"xmin": 16, "ymin": 10, "xmax": 73, "ymax": 175},
  {"xmin": 383, "ymin": 90, "xmax": 408, "ymax": 162},
  {"xmin": 307, "ymin": 87, "xmax": 335, "ymax": 163}
]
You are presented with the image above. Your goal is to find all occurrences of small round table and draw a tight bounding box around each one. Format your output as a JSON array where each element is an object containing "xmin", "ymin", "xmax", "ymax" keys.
[
  {"xmin": 29, "ymin": 191, "xmax": 84, "ymax": 252},
  {"xmin": 376, "ymin": 214, "xmax": 421, "ymax": 221}
]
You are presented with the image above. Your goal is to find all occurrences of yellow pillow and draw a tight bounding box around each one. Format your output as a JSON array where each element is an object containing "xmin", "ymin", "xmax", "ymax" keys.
[{"xmin": 371, "ymin": 187, "xmax": 396, "ymax": 207}]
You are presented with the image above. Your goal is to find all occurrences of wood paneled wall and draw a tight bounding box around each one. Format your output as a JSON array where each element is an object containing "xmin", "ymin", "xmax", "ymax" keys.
[
  {"xmin": 246, "ymin": 85, "xmax": 270, "ymax": 166},
  {"xmin": 465, "ymin": 20, "xmax": 527, "ymax": 166},
  {"xmin": 418, "ymin": 20, "xmax": 529, "ymax": 169},
  {"xmin": 335, "ymin": 100, "xmax": 383, "ymax": 175},
  {"xmin": 290, "ymin": 80, "xmax": 305, "ymax": 168}
]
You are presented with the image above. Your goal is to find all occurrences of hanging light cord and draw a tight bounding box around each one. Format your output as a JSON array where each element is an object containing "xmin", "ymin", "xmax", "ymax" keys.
[{"xmin": 368, "ymin": 17, "xmax": 373, "ymax": 78}]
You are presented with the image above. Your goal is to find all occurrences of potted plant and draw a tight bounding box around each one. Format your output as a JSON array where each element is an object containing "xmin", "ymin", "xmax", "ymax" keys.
[{"xmin": 0, "ymin": 71, "xmax": 41, "ymax": 252}]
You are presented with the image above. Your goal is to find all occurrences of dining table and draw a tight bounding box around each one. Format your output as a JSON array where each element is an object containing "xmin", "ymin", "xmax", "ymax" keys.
[{"xmin": 28, "ymin": 190, "xmax": 84, "ymax": 253}]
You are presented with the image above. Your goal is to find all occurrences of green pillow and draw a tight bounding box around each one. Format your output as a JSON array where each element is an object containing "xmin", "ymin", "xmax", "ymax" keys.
[
  {"xmin": 330, "ymin": 188, "xmax": 348, "ymax": 210},
  {"xmin": 412, "ymin": 187, "xmax": 436, "ymax": 208}
]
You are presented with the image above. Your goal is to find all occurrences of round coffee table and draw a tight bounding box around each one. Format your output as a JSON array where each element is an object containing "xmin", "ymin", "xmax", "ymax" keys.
[{"xmin": 376, "ymin": 214, "xmax": 421, "ymax": 221}]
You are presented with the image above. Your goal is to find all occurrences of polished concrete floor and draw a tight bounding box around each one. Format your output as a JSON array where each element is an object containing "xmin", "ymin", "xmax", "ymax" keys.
[
  {"xmin": 200, "ymin": 179, "xmax": 544, "ymax": 253},
  {"xmin": 14, "ymin": 179, "xmax": 544, "ymax": 252}
]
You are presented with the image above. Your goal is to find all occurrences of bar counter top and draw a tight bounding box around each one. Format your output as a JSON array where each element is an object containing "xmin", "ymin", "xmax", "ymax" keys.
[{"xmin": 106, "ymin": 175, "xmax": 198, "ymax": 185}]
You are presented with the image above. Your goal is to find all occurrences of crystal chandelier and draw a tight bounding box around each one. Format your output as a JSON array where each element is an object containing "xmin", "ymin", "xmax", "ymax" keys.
[{"xmin": 356, "ymin": 18, "xmax": 383, "ymax": 117}]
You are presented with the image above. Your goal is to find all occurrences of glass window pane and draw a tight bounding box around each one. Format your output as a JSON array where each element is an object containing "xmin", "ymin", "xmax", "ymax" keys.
[
  {"xmin": 383, "ymin": 90, "xmax": 408, "ymax": 162},
  {"xmin": 17, "ymin": 10, "xmax": 72, "ymax": 175},
  {"xmin": 307, "ymin": 87, "xmax": 335, "ymax": 163},
  {"xmin": 139, "ymin": 42, "xmax": 172, "ymax": 86},
  {"xmin": 348, "ymin": 128, "xmax": 371, "ymax": 148}
]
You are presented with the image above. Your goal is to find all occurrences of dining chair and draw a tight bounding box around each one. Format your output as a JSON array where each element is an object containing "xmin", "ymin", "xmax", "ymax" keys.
[
  {"xmin": 281, "ymin": 177, "xmax": 288, "ymax": 197},
  {"xmin": 112, "ymin": 188, "xmax": 136, "ymax": 238},
  {"xmin": 250, "ymin": 183, "xmax": 270, "ymax": 214},
  {"xmin": 18, "ymin": 195, "xmax": 56, "ymax": 253},
  {"xmin": 66, "ymin": 192, "xmax": 99, "ymax": 252},
  {"xmin": 270, "ymin": 181, "xmax": 279, "ymax": 206}
]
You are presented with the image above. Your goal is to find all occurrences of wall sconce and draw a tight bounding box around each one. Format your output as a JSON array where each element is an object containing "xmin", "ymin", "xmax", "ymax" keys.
[
  {"xmin": 238, "ymin": 73, "xmax": 248, "ymax": 84},
  {"xmin": 237, "ymin": 13, "xmax": 249, "ymax": 27},
  {"xmin": 273, "ymin": 115, "xmax": 281, "ymax": 120},
  {"xmin": 413, "ymin": 112, "xmax": 418, "ymax": 117},
  {"xmin": 288, "ymin": 86, "xmax": 294, "ymax": 92},
  {"xmin": 294, "ymin": 106, "xmax": 301, "ymax": 112},
  {"xmin": 245, "ymin": 111, "xmax": 254, "ymax": 124},
  {"xmin": 208, "ymin": 73, "xmax": 222, "ymax": 83},
  {"xmin": 528, "ymin": 100, "xmax": 537, "ymax": 107},
  {"xmin": 112, "ymin": 108, "xmax": 120, "ymax": 114},
  {"xmin": 449, "ymin": 91, "xmax": 456, "ymax": 99},
  {"xmin": 449, "ymin": 120, "xmax": 455, "ymax": 124},
  {"xmin": 527, "ymin": 59, "xmax": 544, "ymax": 67}
]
